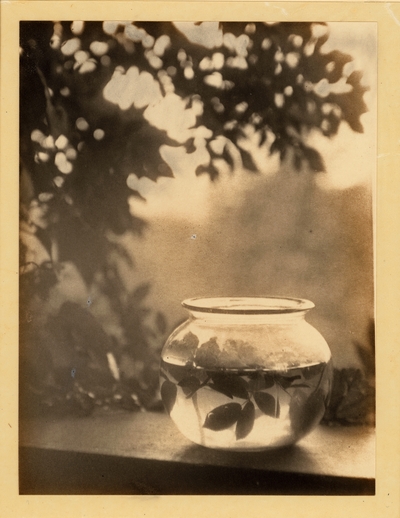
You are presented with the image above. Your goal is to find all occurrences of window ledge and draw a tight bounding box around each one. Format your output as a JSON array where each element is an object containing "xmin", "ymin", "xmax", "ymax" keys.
[{"xmin": 19, "ymin": 410, "xmax": 375, "ymax": 495}]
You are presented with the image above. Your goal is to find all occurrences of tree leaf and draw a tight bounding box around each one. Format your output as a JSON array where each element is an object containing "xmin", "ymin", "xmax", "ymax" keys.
[
  {"xmin": 322, "ymin": 367, "xmax": 375, "ymax": 426},
  {"xmin": 155, "ymin": 311, "xmax": 167, "ymax": 335},
  {"xmin": 259, "ymin": 130, "xmax": 267, "ymax": 147},
  {"xmin": 294, "ymin": 152, "xmax": 302, "ymax": 171},
  {"xmin": 132, "ymin": 282, "xmax": 151, "ymax": 302},
  {"xmin": 203, "ymin": 402, "xmax": 242, "ymax": 431},
  {"xmin": 195, "ymin": 162, "xmax": 219, "ymax": 181},
  {"xmin": 184, "ymin": 137, "xmax": 196, "ymax": 154},
  {"xmin": 209, "ymin": 372, "xmax": 249, "ymax": 399},
  {"xmin": 248, "ymin": 371, "xmax": 267, "ymax": 392},
  {"xmin": 221, "ymin": 144, "xmax": 235, "ymax": 169},
  {"xmin": 160, "ymin": 379, "xmax": 177, "ymax": 414},
  {"xmin": 302, "ymin": 146, "xmax": 326, "ymax": 173},
  {"xmin": 353, "ymin": 340, "xmax": 375, "ymax": 377},
  {"xmin": 240, "ymin": 148, "xmax": 258, "ymax": 172},
  {"xmin": 254, "ymin": 391, "xmax": 276, "ymax": 417},
  {"xmin": 178, "ymin": 375, "xmax": 201, "ymax": 397},
  {"xmin": 235, "ymin": 401, "xmax": 255, "ymax": 440}
]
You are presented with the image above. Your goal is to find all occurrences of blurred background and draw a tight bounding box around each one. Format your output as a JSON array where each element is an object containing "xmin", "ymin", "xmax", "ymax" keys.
[{"xmin": 19, "ymin": 21, "xmax": 375, "ymax": 419}]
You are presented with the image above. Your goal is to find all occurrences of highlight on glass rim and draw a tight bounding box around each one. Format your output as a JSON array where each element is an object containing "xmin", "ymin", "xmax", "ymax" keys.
[{"xmin": 19, "ymin": 20, "xmax": 376, "ymax": 494}]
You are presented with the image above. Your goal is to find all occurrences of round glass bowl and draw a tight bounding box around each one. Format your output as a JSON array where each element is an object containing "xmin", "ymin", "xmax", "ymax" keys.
[{"xmin": 160, "ymin": 297, "xmax": 332, "ymax": 450}]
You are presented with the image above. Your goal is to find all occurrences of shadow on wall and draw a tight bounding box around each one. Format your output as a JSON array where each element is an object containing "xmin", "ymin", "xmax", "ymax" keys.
[{"xmin": 128, "ymin": 166, "xmax": 374, "ymax": 369}]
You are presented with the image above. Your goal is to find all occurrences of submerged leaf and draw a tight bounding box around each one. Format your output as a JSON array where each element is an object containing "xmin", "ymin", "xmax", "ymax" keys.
[
  {"xmin": 236, "ymin": 401, "xmax": 255, "ymax": 440},
  {"xmin": 263, "ymin": 373, "xmax": 275, "ymax": 389},
  {"xmin": 160, "ymin": 379, "xmax": 177, "ymax": 414},
  {"xmin": 203, "ymin": 402, "xmax": 242, "ymax": 431},
  {"xmin": 248, "ymin": 371, "xmax": 267, "ymax": 392},
  {"xmin": 303, "ymin": 363, "xmax": 325, "ymax": 380},
  {"xmin": 209, "ymin": 372, "xmax": 249, "ymax": 399},
  {"xmin": 254, "ymin": 391, "xmax": 277, "ymax": 417},
  {"xmin": 290, "ymin": 387, "xmax": 326, "ymax": 437},
  {"xmin": 276, "ymin": 374, "xmax": 301, "ymax": 389},
  {"xmin": 163, "ymin": 361, "xmax": 194, "ymax": 383},
  {"xmin": 178, "ymin": 375, "xmax": 201, "ymax": 397}
]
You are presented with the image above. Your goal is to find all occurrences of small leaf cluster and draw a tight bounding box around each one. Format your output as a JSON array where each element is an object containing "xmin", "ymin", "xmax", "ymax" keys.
[
  {"xmin": 160, "ymin": 363, "xmax": 326, "ymax": 441},
  {"xmin": 322, "ymin": 320, "xmax": 375, "ymax": 426},
  {"xmin": 20, "ymin": 292, "xmax": 167, "ymax": 417}
]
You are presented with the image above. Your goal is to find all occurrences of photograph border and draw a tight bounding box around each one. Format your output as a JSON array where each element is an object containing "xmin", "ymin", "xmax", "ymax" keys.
[{"xmin": 1, "ymin": 1, "xmax": 399, "ymax": 517}]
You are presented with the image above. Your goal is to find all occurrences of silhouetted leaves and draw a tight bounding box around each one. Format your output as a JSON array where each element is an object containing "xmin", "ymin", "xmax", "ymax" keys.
[
  {"xmin": 156, "ymin": 311, "xmax": 167, "ymax": 335},
  {"xmin": 263, "ymin": 373, "xmax": 276, "ymax": 389},
  {"xmin": 221, "ymin": 144, "xmax": 235, "ymax": 169},
  {"xmin": 275, "ymin": 374, "xmax": 301, "ymax": 389},
  {"xmin": 354, "ymin": 318, "xmax": 375, "ymax": 377},
  {"xmin": 303, "ymin": 363, "xmax": 325, "ymax": 380},
  {"xmin": 322, "ymin": 367, "xmax": 375, "ymax": 426},
  {"xmin": 302, "ymin": 146, "xmax": 326, "ymax": 173},
  {"xmin": 235, "ymin": 401, "xmax": 255, "ymax": 440},
  {"xmin": 290, "ymin": 387, "xmax": 326, "ymax": 437},
  {"xmin": 178, "ymin": 376, "xmax": 201, "ymax": 397},
  {"xmin": 45, "ymin": 301, "xmax": 114, "ymax": 388},
  {"xmin": 132, "ymin": 282, "xmax": 151, "ymax": 302},
  {"xmin": 203, "ymin": 402, "xmax": 242, "ymax": 431},
  {"xmin": 209, "ymin": 372, "xmax": 249, "ymax": 399},
  {"xmin": 239, "ymin": 149, "xmax": 258, "ymax": 172},
  {"xmin": 254, "ymin": 391, "xmax": 277, "ymax": 417},
  {"xmin": 21, "ymin": 21, "xmax": 369, "ymax": 234},
  {"xmin": 248, "ymin": 371, "xmax": 268, "ymax": 392},
  {"xmin": 162, "ymin": 361, "xmax": 194, "ymax": 383},
  {"xmin": 196, "ymin": 162, "xmax": 219, "ymax": 180}
]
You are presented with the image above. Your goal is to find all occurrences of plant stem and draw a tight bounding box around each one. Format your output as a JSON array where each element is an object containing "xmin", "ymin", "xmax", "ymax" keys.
[
  {"xmin": 186, "ymin": 375, "xmax": 211, "ymax": 399},
  {"xmin": 192, "ymin": 392, "xmax": 205, "ymax": 445}
]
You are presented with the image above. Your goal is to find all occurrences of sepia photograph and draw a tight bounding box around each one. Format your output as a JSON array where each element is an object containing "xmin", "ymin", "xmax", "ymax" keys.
[{"xmin": 16, "ymin": 19, "xmax": 378, "ymax": 496}]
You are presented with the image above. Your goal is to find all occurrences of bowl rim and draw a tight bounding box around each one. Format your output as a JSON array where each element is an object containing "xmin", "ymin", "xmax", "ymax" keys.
[{"xmin": 181, "ymin": 296, "xmax": 315, "ymax": 314}]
